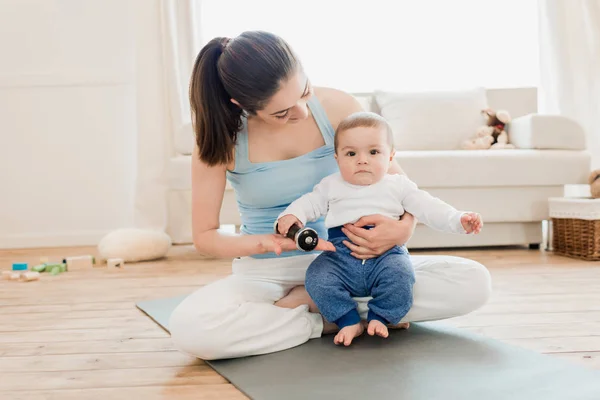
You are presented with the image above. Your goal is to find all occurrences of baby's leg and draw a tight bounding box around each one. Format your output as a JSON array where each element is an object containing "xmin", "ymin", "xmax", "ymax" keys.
[
  {"xmin": 305, "ymin": 251, "xmax": 365, "ymax": 345},
  {"xmin": 366, "ymin": 247, "xmax": 416, "ymax": 336}
]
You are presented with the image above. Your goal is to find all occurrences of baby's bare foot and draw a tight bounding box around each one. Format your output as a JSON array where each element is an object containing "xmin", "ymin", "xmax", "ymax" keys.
[
  {"xmin": 334, "ymin": 323, "xmax": 364, "ymax": 346},
  {"xmin": 367, "ymin": 320, "xmax": 389, "ymax": 338}
]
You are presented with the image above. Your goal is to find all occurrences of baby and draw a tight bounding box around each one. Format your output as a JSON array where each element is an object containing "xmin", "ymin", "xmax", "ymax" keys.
[{"xmin": 277, "ymin": 111, "xmax": 483, "ymax": 346}]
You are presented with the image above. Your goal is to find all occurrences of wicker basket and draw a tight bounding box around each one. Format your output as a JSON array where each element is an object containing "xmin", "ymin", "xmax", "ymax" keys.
[{"xmin": 549, "ymin": 197, "xmax": 600, "ymax": 261}]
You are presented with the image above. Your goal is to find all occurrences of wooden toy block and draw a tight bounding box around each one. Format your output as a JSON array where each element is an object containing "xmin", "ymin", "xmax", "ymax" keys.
[
  {"xmin": 9, "ymin": 272, "xmax": 21, "ymax": 280},
  {"xmin": 49, "ymin": 265, "xmax": 62, "ymax": 276},
  {"xmin": 107, "ymin": 258, "xmax": 124, "ymax": 268},
  {"xmin": 32, "ymin": 264, "xmax": 47, "ymax": 273},
  {"xmin": 20, "ymin": 271, "xmax": 40, "ymax": 282},
  {"xmin": 12, "ymin": 263, "xmax": 28, "ymax": 271},
  {"xmin": 63, "ymin": 255, "xmax": 95, "ymax": 269}
]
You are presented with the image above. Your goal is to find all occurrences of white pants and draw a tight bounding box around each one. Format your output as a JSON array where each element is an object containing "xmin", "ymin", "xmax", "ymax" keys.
[{"xmin": 169, "ymin": 253, "xmax": 491, "ymax": 360}]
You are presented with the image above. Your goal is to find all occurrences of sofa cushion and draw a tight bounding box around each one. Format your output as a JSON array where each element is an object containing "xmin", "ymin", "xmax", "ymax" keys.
[
  {"xmin": 168, "ymin": 150, "xmax": 591, "ymax": 192},
  {"xmin": 375, "ymin": 88, "xmax": 488, "ymax": 151},
  {"xmin": 509, "ymin": 114, "xmax": 587, "ymax": 150},
  {"xmin": 354, "ymin": 94, "xmax": 378, "ymax": 113},
  {"xmin": 396, "ymin": 149, "xmax": 591, "ymax": 188}
]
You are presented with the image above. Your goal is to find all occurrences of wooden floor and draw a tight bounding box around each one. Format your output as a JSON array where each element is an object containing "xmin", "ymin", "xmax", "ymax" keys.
[{"xmin": 1, "ymin": 245, "xmax": 600, "ymax": 399}]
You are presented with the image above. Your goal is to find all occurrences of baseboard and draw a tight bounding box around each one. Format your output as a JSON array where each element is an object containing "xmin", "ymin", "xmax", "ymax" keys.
[{"xmin": 0, "ymin": 230, "xmax": 111, "ymax": 250}]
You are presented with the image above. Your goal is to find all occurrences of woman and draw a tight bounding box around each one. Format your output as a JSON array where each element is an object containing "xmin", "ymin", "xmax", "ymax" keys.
[{"xmin": 169, "ymin": 31, "xmax": 491, "ymax": 360}]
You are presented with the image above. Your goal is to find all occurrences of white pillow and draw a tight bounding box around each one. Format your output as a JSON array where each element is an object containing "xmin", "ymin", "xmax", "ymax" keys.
[
  {"xmin": 353, "ymin": 94, "xmax": 378, "ymax": 113},
  {"xmin": 98, "ymin": 228, "xmax": 172, "ymax": 262},
  {"xmin": 375, "ymin": 88, "xmax": 488, "ymax": 150}
]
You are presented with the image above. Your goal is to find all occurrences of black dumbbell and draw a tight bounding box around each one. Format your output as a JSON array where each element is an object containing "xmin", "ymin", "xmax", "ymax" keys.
[{"xmin": 275, "ymin": 222, "xmax": 319, "ymax": 252}]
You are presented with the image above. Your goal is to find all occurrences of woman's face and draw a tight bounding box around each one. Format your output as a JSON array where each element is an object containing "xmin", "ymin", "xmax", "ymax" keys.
[{"xmin": 254, "ymin": 69, "xmax": 313, "ymax": 126}]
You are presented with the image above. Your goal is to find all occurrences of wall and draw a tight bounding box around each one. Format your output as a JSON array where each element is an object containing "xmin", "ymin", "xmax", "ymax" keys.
[{"xmin": 0, "ymin": 0, "xmax": 168, "ymax": 249}]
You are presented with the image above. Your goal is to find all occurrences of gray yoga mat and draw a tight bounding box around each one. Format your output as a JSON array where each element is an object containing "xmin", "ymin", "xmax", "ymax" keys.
[{"xmin": 137, "ymin": 296, "xmax": 600, "ymax": 400}]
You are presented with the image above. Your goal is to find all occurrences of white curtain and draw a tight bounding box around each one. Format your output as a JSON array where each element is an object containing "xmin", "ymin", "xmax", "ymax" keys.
[
  {"xmin": 131, "ymin": 0, "xmax": 198, "ymax": 231},
  {"xmin": 159, "ymin": 0, "xmax": 199, "ymax": 135},
  {"xmin": 538, "ymin": 0, "xmax": 600, "ymax": 168}
]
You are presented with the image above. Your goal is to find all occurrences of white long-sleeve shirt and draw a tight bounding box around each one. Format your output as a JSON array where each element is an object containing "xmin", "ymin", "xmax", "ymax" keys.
[{"xmin": 280, "ymin": 173, "xmax": 467, "ymax": 234}]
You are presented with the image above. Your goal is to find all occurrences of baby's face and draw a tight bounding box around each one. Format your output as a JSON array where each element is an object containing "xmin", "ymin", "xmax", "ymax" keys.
[{"xmin": 335, "ymin": 126, "xmax": 393, "ymax": 186}]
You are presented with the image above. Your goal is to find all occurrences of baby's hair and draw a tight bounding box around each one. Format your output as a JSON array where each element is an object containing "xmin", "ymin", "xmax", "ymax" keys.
[{"xmin": 334, "ymin": 111, "xmax": 394, "ymax": 152}]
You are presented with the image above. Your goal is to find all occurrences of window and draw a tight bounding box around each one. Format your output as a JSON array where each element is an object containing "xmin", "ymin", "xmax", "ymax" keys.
[{"xmin": 194, "ymin": 0, "xmax": 539, "ymax": 92}]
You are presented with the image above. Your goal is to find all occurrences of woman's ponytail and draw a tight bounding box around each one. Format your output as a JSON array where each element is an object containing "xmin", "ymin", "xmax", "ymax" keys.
[
  {"xmin": 189, "ymin": 37, "xmax": 242, "ymax": 166},
  {"xmin": 189, "ymin": 32, "xmax": 299, "ymax": 166}
]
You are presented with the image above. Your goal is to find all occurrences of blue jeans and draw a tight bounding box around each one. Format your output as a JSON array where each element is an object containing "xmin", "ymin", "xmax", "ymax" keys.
[{"xmin": 305, "ymin": 226, "xmax": 416, "ymax": 329}]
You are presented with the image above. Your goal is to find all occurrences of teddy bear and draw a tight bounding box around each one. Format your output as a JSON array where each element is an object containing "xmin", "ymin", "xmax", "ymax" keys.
[
  {"xmin": 590, "ymin": 170, "xmax": 600, "ymax": 199},
  {"xmin": 462, "ymin": 125, "xmax": 494, "ymax": 149},
  {"xmin": 462, "ymin": 108, "xmax": 516, "ymax": 150},
  {"xmin": 483, "ymin": 108, "xmax": 515, "ymax": 149}
]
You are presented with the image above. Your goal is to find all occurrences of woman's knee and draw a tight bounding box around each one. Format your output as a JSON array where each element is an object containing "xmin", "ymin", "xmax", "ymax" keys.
[
  {"xmin": 169, "ymin": 282, "xmax": 239, "ymax": 360},
  {"xmin": 456, "ymin": 258, "xmax": 492, "ymax": 313},
  {"xmin": 168, "ymin": 295, "xmax": 234, "ymax": 360}
]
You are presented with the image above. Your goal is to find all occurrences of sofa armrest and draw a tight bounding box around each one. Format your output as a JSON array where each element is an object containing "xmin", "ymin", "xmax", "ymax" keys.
[{"xmin": 509, "ymin": 114, "xmax": 586, "ymax": 150}]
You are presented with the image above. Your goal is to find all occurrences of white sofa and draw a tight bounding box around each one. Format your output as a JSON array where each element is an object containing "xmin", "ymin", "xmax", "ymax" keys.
[{"xmin": 166, "ymin": 87, "xmax": 591, "ymax": 249}]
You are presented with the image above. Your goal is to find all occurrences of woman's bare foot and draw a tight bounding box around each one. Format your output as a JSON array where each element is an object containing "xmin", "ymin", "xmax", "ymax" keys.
[
  {"xmin": 334, "ymin": 323, "xmax": 364, "ymax": 346},
  {"xmin": 389, "ymin": 322, "xmax": 410, "ymax": 330},
  {"xmin": 274, "ymin": 285, "xmax": 318, "ymax": 313},
  {"xmin": 322, "ymin": 319, "xmax": 339, "ymax": 334},
  {"xmin": 274, "ymin": 286, "xmax": 340, "ymax": 335},
  {"xmin": 367, "ymin": 320, "xmax": 389, "ymax": 338}
]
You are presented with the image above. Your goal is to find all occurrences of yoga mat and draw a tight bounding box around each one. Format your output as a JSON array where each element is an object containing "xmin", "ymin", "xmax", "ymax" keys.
[{"xmin": 137, "ymin": 296, "xmax": 600, "ymax": 400}]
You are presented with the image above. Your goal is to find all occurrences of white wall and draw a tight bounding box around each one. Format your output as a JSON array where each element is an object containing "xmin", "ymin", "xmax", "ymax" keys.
[{"xmin": 0, "ymin": 0, "xmax": 168, "ymax": 249}]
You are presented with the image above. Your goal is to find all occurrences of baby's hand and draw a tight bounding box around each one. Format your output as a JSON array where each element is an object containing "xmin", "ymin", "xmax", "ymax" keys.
[
  {"xmin": 277, "ymin": 214, "xmax": 302, "ymax": 236},
  {"xmin": 461, "ymin": 212, "xmax": 483, "ymax": 234}
]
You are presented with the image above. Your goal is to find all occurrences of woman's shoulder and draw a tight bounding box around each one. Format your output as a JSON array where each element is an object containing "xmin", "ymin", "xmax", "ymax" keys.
[{"xmin": 313, "ymin": 87, "xmax": 364, "ymax": 130}]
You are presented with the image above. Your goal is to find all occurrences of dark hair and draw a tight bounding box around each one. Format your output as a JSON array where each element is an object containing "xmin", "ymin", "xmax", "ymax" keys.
[
  {"xmin": 189, "ymin": 31, "xmax": 299, "ymax": 166},
  {"xmin": 334, "ymin": 111, "xmax": 394, "ymax": 151}
]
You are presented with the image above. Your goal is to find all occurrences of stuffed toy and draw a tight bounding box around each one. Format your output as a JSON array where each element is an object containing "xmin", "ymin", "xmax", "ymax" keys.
[
  {"xmin": 483, "ymin": 108, "xmax": 515, "ymax": 149},
  {"xmin": 462, "ymin": 126, "xmax": 494, "ymax": 149},
  {"xmin": 462, "ymin": 108, "xmax": 516, "ymax": 150},
  {"xmin": 590, "ymin": 170, "xmax": 600, "ymax": 199}
]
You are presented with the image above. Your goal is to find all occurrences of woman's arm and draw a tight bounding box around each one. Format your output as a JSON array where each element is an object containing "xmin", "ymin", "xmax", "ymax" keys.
[
  {"xmin": 191, "ymin": 147, "xmax": 262, "ymax": 258},
  {"xmin": 191, "ymin": 147, "xmax": 299, "ymax": 258},
  {"xmin": 191, "ymin": 147, "xmax": 333, "ymax": 258}
]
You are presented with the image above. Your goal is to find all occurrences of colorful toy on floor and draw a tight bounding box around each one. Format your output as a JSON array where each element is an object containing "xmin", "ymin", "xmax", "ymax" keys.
[
  {"xmin": 62, "ymin": 255, "xmax": 95, "ymax": 269},
  {"xmin": 3, "ymin": 260, "xmax": 70, "ymax": 281},
  {"xmin": 2, "ymin": 263, "xmax": 41, "ymax": 282},
  {"xmin": 2, "ymin": 271, "xmax": 18, "ymax": 280},
  {"xmin": 31, "ymin": 262, "xmax": 67, "ymax": 274},
  {"xmin": 12, "ymin": 263, "xmax": 28, "ymax": 271},
  {"xmin": 3, "ymin": 253, "xmax": 125, "ymax": 282},
  {"xmin": 20, "ymin": 271, "xmax": 40, "ymax": 281}
]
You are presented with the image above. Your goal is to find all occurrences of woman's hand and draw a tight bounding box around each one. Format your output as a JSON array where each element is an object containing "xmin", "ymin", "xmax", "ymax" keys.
[
  {"xmin": 341, "ymin": 213, "xmax": 416, "ymax": 260},
  {"xmin": 257, "ymin": 233, "xmax": 336, "ymax": 256}
]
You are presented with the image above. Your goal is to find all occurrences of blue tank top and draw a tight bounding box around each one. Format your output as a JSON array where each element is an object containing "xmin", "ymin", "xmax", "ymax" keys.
[{"xmin": 226, "ymin": 96, "xmax": 339, "ymax": 259}]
